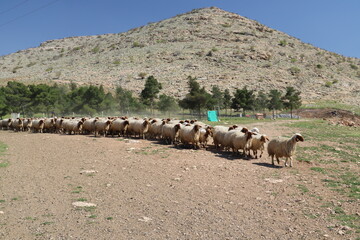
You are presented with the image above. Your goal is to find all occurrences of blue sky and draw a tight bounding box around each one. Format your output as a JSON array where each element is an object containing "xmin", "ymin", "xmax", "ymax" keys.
[{"xmin": 0, "ymin": 0, "xmax": 359, "ymax": 58}]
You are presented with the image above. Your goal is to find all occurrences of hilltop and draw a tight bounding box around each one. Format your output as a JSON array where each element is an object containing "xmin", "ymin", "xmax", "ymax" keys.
[{"xmin": 0, "ymin": 7, "xmax": 359, "ymax": 105}]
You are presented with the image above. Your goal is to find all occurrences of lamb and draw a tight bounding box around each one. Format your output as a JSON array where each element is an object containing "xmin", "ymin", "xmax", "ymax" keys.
[
  {"xmin": 179, "ymin": 124, "xmax": 202, "ymax": 149},
  {"xmin": 94, "ymin": 119, "xmax": 112, "ymax": 137},
  {"xmin": 127, "ymin": 118, "xmax": 150, "ymax": 139},
  {"xmin": 248, "ymin": 134, "xmax": 269, "ymax": 158},
  {"xmin": 31, "ymin": 119, "xmax": 45, "ymax": 133},
  {"xmin": 109, "ymin": 118, "xmax": 129, "ymax": 137},
  {"xmin": 161, "ymin": 123, "xmax": 181, "ymax": 144},
  {"xmin": 267, "ymin": 133, "xmax": 304, "ymax": 167}
]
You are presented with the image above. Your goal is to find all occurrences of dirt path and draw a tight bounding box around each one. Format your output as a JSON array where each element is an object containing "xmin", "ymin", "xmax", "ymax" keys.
[{"xmin": 0, "ymin": 121, "xmax": 356, "ymax": 239}]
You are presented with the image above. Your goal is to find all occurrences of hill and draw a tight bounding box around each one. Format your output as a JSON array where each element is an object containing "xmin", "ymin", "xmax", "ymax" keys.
[{"xmin": 0, "ymin": 7, "xmax": 359, "ymax": 105}]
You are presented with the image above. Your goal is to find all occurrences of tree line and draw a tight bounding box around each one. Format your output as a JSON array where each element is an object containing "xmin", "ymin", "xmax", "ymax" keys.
[{"xmin": 0, "ymin": 76, "xmax": 301, "ymax": 118}]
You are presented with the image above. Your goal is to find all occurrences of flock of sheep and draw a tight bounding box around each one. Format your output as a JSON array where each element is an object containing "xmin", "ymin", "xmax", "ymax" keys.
[{"xmin": 1, "ymin": 116, "xmax": 304, "ymax": 167}]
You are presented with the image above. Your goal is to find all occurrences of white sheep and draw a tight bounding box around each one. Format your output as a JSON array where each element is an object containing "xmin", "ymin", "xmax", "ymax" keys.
[
  {"xmin": 179, "ymin": 124, "xmax": 201, "ymax": 149},
  {"xmin": 43, "ymin": 118, "xmax": 56, "ymax": 133},
  {"xmin": 109, "ymin": 118, "xmax": 129, "ymax": 137},
  {"xmin": 212, "ymin": 125, "xmax": 232, "ymax": 149},
  {"xmin": 248, "ymin": 134, "xmax": 269, "ymax": 158},
  {"xmin": 1, "ymin": 119, "xmax": 12, "ymax": 130},
  {"xmin": 147, "ymin": 119, "xmax": 165, "ymax": 139},
  {"xmin": 31, "ymin": 119, "xmax": 45, "ymax": 133},
  {"xmin": 94, "ymin": 119, "xmax": 112, "ymax": 137},
  {"xmin": 199, "ymin": 126, "xmax": 213, "ymax": 148},
  {"xmin": 127, "ymin": 118, "xmax": 150, "ymax": 139},
  {"xmin": 62, "ymin": 119, "xmax": 83, "ymax": 135},
  {"xmin": 231, "ymin": 131, "xmax": 254, "ymax": 156},
  {"xmin": 161, "ymin": 123, "xmax": 181, "ymax": 144},
  {"xmin": 82, "ymin": 118, "xmax": 98, "ymax": 134},
  {"xmin": 267, "ymin": 133, "xmax": 304, "ymax": 167}
]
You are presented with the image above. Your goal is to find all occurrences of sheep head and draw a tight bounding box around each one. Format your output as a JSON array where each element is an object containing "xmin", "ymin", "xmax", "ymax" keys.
[{"xmin": 295, "ymin": 133, "xmax": 304, "ymax": 142}]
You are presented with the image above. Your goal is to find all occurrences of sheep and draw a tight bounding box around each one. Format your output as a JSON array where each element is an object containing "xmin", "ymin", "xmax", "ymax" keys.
[
  {"xmin": 11, "ymin": 118, "xmax": 23, "ymax": 132},
  {"xmin": 248, "ymin": 134, "xmax": 269, "ymax": 158},
  {"xmin": 1, "ymin": 119, "xmax": 12, "ymax": 130},
  {"xmin": 199, "ymin": 126, "xmax": 213, "ymax": 148},
  {"xmin": 54, "ymin": 118, "xmax": 64, "ymax": 133},
  {"xmin": 212, "ymin": 125, "xmax": 231, "ymax": 149},
  {"xmin": 221, "ymin": 127, "xmax": 249, "ymax": 151},
  {"xmin": 94, "ymin": 119, "xmax": 112, "ymax": 137},
  {"xmin": 161, "ymin": 123, "xmax": 181, "ymax": 144},
  {"xmin": 109, "ymin": 118, "xmax": 129, "ymax": 137},
  {"xmin": 127, "ymin": 118, "xmax": 150, "ymax": 139},
  {"xmin": 179, "ymin": 124, "xmax": 202, "ymax": 149},
  {"xmin": 231, "ymin": 131, "xmax": 254, "ymax": 156},
  {"xmin": 43, "ymin": 118, "xmax": 56, "ymax": 133},
  {"xmin": 62, "ymin": 119, "xmax": 84, "ymax": 135},
  {"xmin": 267, "ymin": 133, "xmax": 304, "ymax": 167},
  {"xmin": 82, "ymin": 118, "xmax": 98, "ymax": 135},
  {"xmin": 31, "ymin": 119, "xmax": 45, "ymax": 133},
  {"xmin": 23, "ymin": 118, "xmax": 33, "ymax": 132},
  {"xmin": 147, "ymin": 119, "xmax": 165, "ymax": 139}
]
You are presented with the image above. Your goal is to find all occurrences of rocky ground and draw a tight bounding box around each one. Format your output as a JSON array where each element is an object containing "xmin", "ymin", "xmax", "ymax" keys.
[{"xmin": 0, "ymin": 119, "xmax": 358, "ymax": 239}]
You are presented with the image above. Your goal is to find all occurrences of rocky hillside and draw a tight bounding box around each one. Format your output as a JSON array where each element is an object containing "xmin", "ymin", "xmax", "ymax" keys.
[{"xmin": 1, "ymin": 7, "xmax": 359, "ymax": 105}]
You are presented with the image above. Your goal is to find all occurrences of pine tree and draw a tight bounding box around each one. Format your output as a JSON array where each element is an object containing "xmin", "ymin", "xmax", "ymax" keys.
[
  {"xmin": 282, "ymin": 87, "xmax": 302, "ymax": 118},
  {"xmin": 267, "ymin": 89, "xmax": 283, "ymax": 119},
  {"xmin": 140, "ymin": 75, "xmax": 162, "ymax": 112}
]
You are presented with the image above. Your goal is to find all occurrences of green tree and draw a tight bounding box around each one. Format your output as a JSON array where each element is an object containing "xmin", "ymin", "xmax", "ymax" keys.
[
  {"xmin": 179, "ymin": 76, "xmax": 212, "ymax": 117},
  {"xmin": 223, "ymin": 89, "xmax": 232, "ymax": 115},
  {"xmin": 116, "ymin": 86, "xmax": 144, "ymax": 114},
  {"xmin": 254, "ymin": 90, "xmax": 268, "ymax": 112},
  {"xmin": 231, "ymin": 87, "xmax": 255, "ymax": 115},
  {"xmin": 210, "ymin": 85, "xmax": 224, "ymax": 114},
  {"xmin": 282, "ymin": 87, "xmax": 302, "ymax": 118},
  {"xmin": 140, "ymin": 75, "xmax": 162, "ymax": 110},
  {"xmin": 0, "ymin": 87, "xmax": 9, "ymax": 118},
  {"xmin": 157, "ymin": 94, "xmax": 179, "ymax": 116},
  {"xmin": 267, "ymin": 89, "xmax": 283, "ymax": 118},
  {"xmin": 3, "ymin": 81, "xmax": 31, "ymax": 115}
]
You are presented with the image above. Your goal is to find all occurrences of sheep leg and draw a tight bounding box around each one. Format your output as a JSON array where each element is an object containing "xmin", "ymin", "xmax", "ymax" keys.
[
  {"xmin": 276, "ymin": 157, "xmax": 280, "ymax": 165},
  {"xmin": 289, "ymin": 157, "xmax": 293, "ymax": 167},
  {"xmin": 271, "ymin": 155, "xmax": 275, "ymax": 165},
  {"xmin": 285, "ymin": 157, "xmax": 288, "ymax": 167}
]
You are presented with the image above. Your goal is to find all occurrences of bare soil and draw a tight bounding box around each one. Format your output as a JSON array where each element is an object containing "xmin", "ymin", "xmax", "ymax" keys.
[{"xmin": 0, "ymin": 120, "xmax": 358, "ymax": 239}]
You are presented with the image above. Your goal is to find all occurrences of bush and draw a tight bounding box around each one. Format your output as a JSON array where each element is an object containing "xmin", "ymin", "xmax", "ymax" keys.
[
  {"xmin": 279, "ymin": 40, "xmax": 287, "ymax": 47},
  {"xmin": 325, "ymin": 81, "xmax": 333, "ymax": 88},
  {"xmin": 132, "ymin": 42, "xmax": 145, "ymax": 48},
  {"xmin": 289, "ymin": 67, "xmax": 301, "ymax": 76}
]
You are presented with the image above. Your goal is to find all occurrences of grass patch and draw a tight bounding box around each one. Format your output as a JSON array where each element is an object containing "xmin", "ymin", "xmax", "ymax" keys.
[
  {"xmin": 0, "ymin": 200, "xmax": 5, "ymax": 203},
  {"xmin": 41, "ymin": 221, "xmax": 54, "ymax": 225},
  {"xmin": 0, "ymin": 142, "xmax": 8, "ymax": 168},
  {"xmin": 106, "ymin": 217, "xmax": 113, "ymax": 220},
  {"xmin": 71, "ymin": 186, "xmax": 83, "ymax": 194},
  {"xmin": 84, "ymin": 206, "xmax": 97, "ymax": 212},
  {"xmin": 297, "ymin": 184, "xmax": 309, "ymax": 193},
  {"xmin": 76, "ymin": 198, "xmax": 87, "ymax": 202},
  {"xmin": 302, "ymin": 101, "xmax": 360, "ymax": 115},
  {"xmin": 310, "ymin": 167, "xmax": 327, "ymax": 174},
  {"xmin": 89, "ymin": 215, "xmax": 97, "ymax": 219}
]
